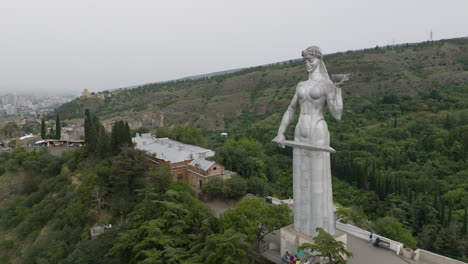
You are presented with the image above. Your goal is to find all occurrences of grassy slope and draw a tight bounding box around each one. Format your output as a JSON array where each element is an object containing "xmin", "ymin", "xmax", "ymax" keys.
[{"xmin": 54, "ymin": 38, "xmax": 468, "ymax": 130}]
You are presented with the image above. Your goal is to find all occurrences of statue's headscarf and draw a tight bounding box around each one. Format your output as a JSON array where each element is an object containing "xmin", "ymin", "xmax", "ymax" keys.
[
  {"xmin": 302, "ymin": 46, "xmax": 329, "ymax": 77},
  {"xmin": 302, "ymin": 46, "xmax": 322, "ymax": 60}
]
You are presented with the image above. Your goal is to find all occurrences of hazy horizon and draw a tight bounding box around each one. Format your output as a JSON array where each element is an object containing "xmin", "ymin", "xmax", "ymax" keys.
[{"xmin": 1, "ymin": 0, "xmax": 467, "ymax": 96}]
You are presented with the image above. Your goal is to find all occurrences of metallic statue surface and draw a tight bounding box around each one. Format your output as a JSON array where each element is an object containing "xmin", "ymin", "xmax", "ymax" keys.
[{"xmin": 273, "ymin": 46, "xmax": 347, "ymax": 237}]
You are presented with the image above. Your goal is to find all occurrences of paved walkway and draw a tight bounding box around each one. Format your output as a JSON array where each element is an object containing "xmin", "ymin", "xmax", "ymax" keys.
[
  {"xmin": 347, "ymin": 234, "xmax": 414, "ymax": 264},
  {"xmin": 260, "ymin": 230, "xmax": 430, "ymax": 264}
]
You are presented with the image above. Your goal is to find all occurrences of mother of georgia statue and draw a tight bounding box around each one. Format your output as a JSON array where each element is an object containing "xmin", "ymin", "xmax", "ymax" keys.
[{"xmin": 273, "ymin": 46, "xmax": 347, "ymax": 237}]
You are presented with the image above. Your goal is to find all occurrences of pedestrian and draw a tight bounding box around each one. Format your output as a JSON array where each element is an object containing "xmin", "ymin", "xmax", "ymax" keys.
[
  {"xmin": 374, "ymin": 237, "xmax": 381, "ymax": 247},
  {"xmin": 282, "ymin": 251, "xmax": 289, "ymax": 264},
  {"xmin": 291, "ymin": 256, "xmax": 296, "ymax": 264},
  {"xmin": 369, "ymin": 232, "xmax": 373, "ymax": 246}
]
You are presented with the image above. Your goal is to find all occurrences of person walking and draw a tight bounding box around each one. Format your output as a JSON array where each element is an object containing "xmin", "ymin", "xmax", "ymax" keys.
[
  {"xmin": 282, "ymin": 251, "xmax": 290, "ymax": 264},
  {"xmin": 369, "ymin": 232, "xmax": 373, "ymax": 245}
]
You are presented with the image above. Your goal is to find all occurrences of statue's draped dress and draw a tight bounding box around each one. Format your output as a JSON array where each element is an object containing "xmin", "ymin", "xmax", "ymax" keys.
[{"xmin": 292, "ymin": 74, "xmax": 341, "ymax": 237}]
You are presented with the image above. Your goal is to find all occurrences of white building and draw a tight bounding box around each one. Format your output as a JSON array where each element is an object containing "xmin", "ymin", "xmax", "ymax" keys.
[{"xmin": 133, "ymin": 133, "xmax": 215, "ymax": 163}]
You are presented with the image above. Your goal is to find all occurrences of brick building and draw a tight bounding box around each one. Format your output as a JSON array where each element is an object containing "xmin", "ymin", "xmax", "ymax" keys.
[{"xmin": 133, "ymin": 133, "xmax": 234, "ymax": 191}]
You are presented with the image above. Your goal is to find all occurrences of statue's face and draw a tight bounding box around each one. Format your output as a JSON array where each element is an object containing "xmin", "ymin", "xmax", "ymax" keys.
[{"xmin": 304, "ymin": 57, "xmax": 320, "ymax": 73}]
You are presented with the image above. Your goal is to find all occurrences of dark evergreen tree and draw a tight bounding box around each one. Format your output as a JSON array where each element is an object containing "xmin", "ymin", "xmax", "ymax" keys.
[
  {"xmin": 110, "ymin": 121, "xmax": 133, "ymax": 154},
  {"xmin": 40, "ymin": 119, "xmax": 46, "ymax": 139},
  {"xmin": 49, "ymin": 126, "xmax": 55, "ymax": 139},
  {"xmin": 84, "ymin": 109, "xmax": 91, "ymax": 144},
  {"xmin": 83, "ymin": 109, "xmax": 106, "ymax": 154},
  {"xmin": 96, "ymin": 125, "xmax": 110, "ymax": 158},
  {"xmin": 55, "ymin": 114, "xmax": 61, "ymax": 140},
  {"xmin": 88, "ymin": 116, "xmax": 101, "ymax": 153},
  {"xmin": 84, "ymin": 109, "xmax": 92, "ymax": 145},
  {"xmin": 463, "ymin": 207, "xmax": 467, "ymax": 236},
  {"xmin": 110, "ymin": 121, "xmax": 120, "ymax": 154},
  {"xmin": 124, "ymin": 122, "xmax": 132, "ymax": 146}
]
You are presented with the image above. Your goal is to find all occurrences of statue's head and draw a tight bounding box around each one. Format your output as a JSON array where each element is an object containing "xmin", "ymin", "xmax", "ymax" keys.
[{"xmin": 302, "ymin": 46, "xmax": 323, "ymax": 73}]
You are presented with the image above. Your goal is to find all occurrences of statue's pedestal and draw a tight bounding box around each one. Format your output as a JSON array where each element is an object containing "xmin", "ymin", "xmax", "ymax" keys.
[{"xmin": 280, "ymin": 224, "xmax": 347, "ymax": 258}]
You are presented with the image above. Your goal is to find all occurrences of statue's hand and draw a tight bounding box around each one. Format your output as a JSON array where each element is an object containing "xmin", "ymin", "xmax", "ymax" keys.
[
  {"xmin": 272, "ymin": 134, "xmax": 286, "ymax": 148},
  {"xmin": 331, "ymin": 73, "xmax": 350, "ymax": 87},
  {"xmin": 336, "ymin": 73, "xmax": 349, "ymax": 87}
]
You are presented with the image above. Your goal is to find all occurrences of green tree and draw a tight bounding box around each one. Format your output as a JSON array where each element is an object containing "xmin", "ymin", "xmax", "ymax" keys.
[
  {"xmin": 246, "ymin": 176, "xmax": 272, "ymax": 197},
  {"xmin": 155, "ymin": 125, "xmax": 205, "ymax": 146},
  {"xmin": 372, "ymin": 216, "xmax": 417, "ymax": 248},
  {"xmin": 96, "ymin": 124, "xmax": 110, "ymax": 158},
  {"xmin": 1, "ymin": 122, "xmax": 21, "ymax": 139},
  {"xmin": 84, "ymin": 110, "xmax": 110, "ymax": 155},
  {"xmin": 201, "ymin": 175, "xmax": 248, "ymax": 200},
  {"xmin": 224, "ymin": 175, "xmax": 248, "ymax": 199},
  {"xmin": 124, "ymin": 122, "xmax": 132, "ymax": 145},
  {"xmin": 442, "ymin": 188, "xmax": 463, "ymax": 226},
  {"xmin": 188, "ymin": 229, "xmax": 250, "ymax": 264},
  {"xmin": 111, "ymin": 120, "xmax": 133, "ymax": 154},
  {"xmin": 8, "ymin": 139, "xmax": 16, "ymax": 149},
  {"xmin": 84, "ymin": 109, "xmax": 92, "ymax": 145},
  {"xmin": 55, "ymin": 114, "xmax": 61, "ymax": 140},
  {"xmin": 214, "ymin": 138, "xmax": 268, "ymax": 179},
  {"xmin": 219, "ymin": 197, "xmax": 292, "ymax": 251},
  {"xmin": 109, "ymin": 188, "xmax": 213, "ymax": 264},
  {"xmin": 201, "ymin": 177, "xmax": 226, "ymax": 199},
  {"xmin": 40, "ymin": 119, "xmax": 46, "ymax": 139},
  {"xmin": 132, "ymin": 126, "xmax": 149, "ymax": 137},
  {"xmin": 155, "ymin": 126, "xmax": 169, "ymax": 138},
  {"xmin": 462, "ymin": 193, "xmax": 468, "ymax": 236},
  {"xmin": 298, "ymin": 227, "xmax": 352, "ymax": 264}
]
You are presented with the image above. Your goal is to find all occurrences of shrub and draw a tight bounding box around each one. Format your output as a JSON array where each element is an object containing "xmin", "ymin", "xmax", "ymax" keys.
[{"xmin": 372, "ymin": 216, "xmax": 417, "ymax": 248}]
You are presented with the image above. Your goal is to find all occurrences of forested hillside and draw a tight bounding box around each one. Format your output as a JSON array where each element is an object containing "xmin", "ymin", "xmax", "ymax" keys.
[
  {"xmin": 0, "ymin": 109, "xmax": 295, "ymax": 263},
  {"xmin": 54, "ymin": 38, "xmax": 468, "ymax": 130},
  {"xmin": 208, "ymin": 85, "xmax": 468, "ymax": 260},
  {"xmin": 3, "ymin": 38, "xmax": 468, "ymax": 262},
  {"xmin": 0, "ymin": 142, "xmax": 289, "ymax": 263}
]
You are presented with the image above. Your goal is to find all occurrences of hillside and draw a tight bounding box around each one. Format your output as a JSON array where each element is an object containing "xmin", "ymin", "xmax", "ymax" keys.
[
  {"xmin": 2, "ymin": 38, "xmax": 468, "ymax": 262},
  {"xmin": 54, "ymin": 38, "xmax": 468, "ymax": 130}
]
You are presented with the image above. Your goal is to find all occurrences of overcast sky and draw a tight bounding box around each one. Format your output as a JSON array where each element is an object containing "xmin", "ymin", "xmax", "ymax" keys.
[{"xmin": 1, "ymin": 0, "xmax": 467, "ymax": 95}]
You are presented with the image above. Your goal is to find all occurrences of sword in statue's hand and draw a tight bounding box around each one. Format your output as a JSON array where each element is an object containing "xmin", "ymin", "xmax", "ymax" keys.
[{"xmin": 272, "ymin": 137, "xmax": 336, "ymax": 153}]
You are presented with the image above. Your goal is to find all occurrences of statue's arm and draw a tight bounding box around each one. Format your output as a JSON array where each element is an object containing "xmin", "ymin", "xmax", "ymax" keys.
[
  {"xmin": 327, "ymin": 85, "xmax": 343, "ymax": 120},
  {"xmin": 273, "ymin": 93, "xmax": 298, "ymax": 147}
]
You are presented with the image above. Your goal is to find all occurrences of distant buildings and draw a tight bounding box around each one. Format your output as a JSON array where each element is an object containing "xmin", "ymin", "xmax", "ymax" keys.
[
  {"xmin": 80, "ymin": 89, "xmax": 112, "ymax": 100},
  {"xmin": 32, "ymin": 139, "xmax": 84, "ymax": 147},
  {"xmin": 61, "ymin": 125, "xmax": 84, "ymax": 141},
  {"xmin": 81, "ymin": 89, "xmax": 91, "ymax": 98},
  {"xmin": 0, "ymin": 140, "xmax": 10, "ymax": 150},
  {"xmin": 0, "ymin": 93, "xmax": 72, "ymax": 118},
  {"xmin": 133, "ymin": 133, "xmax": 234, "ymax": 192},
  {"xmin": 5, "ymin": 104, "xmax": 17, "ymax": 115}
]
